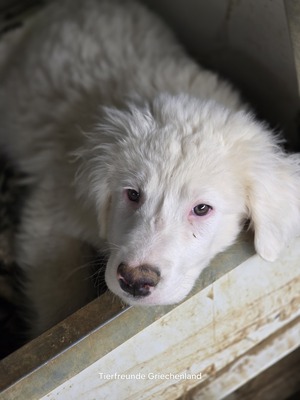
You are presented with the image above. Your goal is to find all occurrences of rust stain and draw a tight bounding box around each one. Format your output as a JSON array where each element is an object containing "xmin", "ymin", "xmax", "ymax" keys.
[{"xmin": 206, "ymin": 287, "xmax": 214, "ymax": 301}]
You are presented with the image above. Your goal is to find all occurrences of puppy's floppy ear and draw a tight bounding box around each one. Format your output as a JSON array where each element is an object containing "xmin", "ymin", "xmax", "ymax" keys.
[
  {"xmin": 72, "ymin": 125, "xmax": 114, "ymax": 241},
  {"xmin": 74, "ymin": 154, "xmax": 112, "ymax": 240},
  {"xmin": 97, "ymin": 191, "xmax": 111, "ymax": 239},
  {"xmin": 244, "ymin": 133, "xmax": 300, "ymax": 262}
]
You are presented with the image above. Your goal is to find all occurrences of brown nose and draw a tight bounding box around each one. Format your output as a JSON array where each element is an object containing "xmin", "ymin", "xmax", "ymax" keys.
[{"xmin": 117, "ymin": 263, "xmax": 161, "ymax": 297}]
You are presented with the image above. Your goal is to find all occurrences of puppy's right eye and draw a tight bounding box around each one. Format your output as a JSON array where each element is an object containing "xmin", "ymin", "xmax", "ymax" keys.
[
  {"xmin": 193, "ymin": 204, "xmax": 212, "ymax": 216},
  {"xmin": 126, "ymin": 189, "xmax": 140, "ymax": 203}
]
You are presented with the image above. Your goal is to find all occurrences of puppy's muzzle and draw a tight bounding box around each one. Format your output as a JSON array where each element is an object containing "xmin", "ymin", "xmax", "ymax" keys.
[{"xmin": 117, "ymin": 263, "xmax": 161, "ymax": 297}]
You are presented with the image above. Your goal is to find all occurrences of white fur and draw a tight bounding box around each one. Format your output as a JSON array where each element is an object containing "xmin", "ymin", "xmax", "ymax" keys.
[{"xmin": 0, "ymin": 0, "xmax": 299, "ymax": 336}]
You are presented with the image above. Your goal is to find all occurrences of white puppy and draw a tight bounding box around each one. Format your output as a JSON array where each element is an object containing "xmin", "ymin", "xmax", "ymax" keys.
[{"xmin": 0, "ymin": 0, "xmax": 299, "ymax": 337}]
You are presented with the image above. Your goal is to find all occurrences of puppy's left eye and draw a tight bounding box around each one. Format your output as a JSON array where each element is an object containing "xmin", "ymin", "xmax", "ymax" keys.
[
  {"xmin": 126, "ymin": 189, "xmax": 140, "ymax": 203},
  {"xmin": 193, "ymin": 204, "xmax": 212, "ymax": 216}
]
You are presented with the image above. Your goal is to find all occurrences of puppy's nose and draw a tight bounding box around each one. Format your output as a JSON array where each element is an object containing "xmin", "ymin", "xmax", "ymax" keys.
[{"xmin": 117, "ymin": 263, "xmax": 161, "ymax": 297}]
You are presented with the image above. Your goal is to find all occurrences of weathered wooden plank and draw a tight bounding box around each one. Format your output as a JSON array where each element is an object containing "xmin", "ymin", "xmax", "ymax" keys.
[
  {"xmin": 35, "ymin": 237, "xmax": 300, "ymax": 400},
  {"xmin": 189, "ymin": 319, "xmax": 300, "ymax": 399},
  {"xmin": 221, "ymin": 345, "xmax": 300, "ymax": 400}
]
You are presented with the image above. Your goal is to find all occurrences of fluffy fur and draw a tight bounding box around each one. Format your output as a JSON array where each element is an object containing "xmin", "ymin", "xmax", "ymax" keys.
[{"xmin": 0, "ymin": 0, "xmax": 299, "ymax": 337}]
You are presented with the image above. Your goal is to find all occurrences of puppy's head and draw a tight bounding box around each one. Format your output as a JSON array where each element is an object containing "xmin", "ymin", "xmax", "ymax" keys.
[{"xmin": 78, "ymin": 94, "xmax": 300, "ymax": 305}]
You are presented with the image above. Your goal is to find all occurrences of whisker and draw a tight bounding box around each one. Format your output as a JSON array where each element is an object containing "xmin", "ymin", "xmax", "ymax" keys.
[
  {"xmin": 62, "ymin": 261, "xmax": 95, "ymax": 281},
  {"xmin": 100, "ymin": 243, "xmax": 121, "ymax": 253}
]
